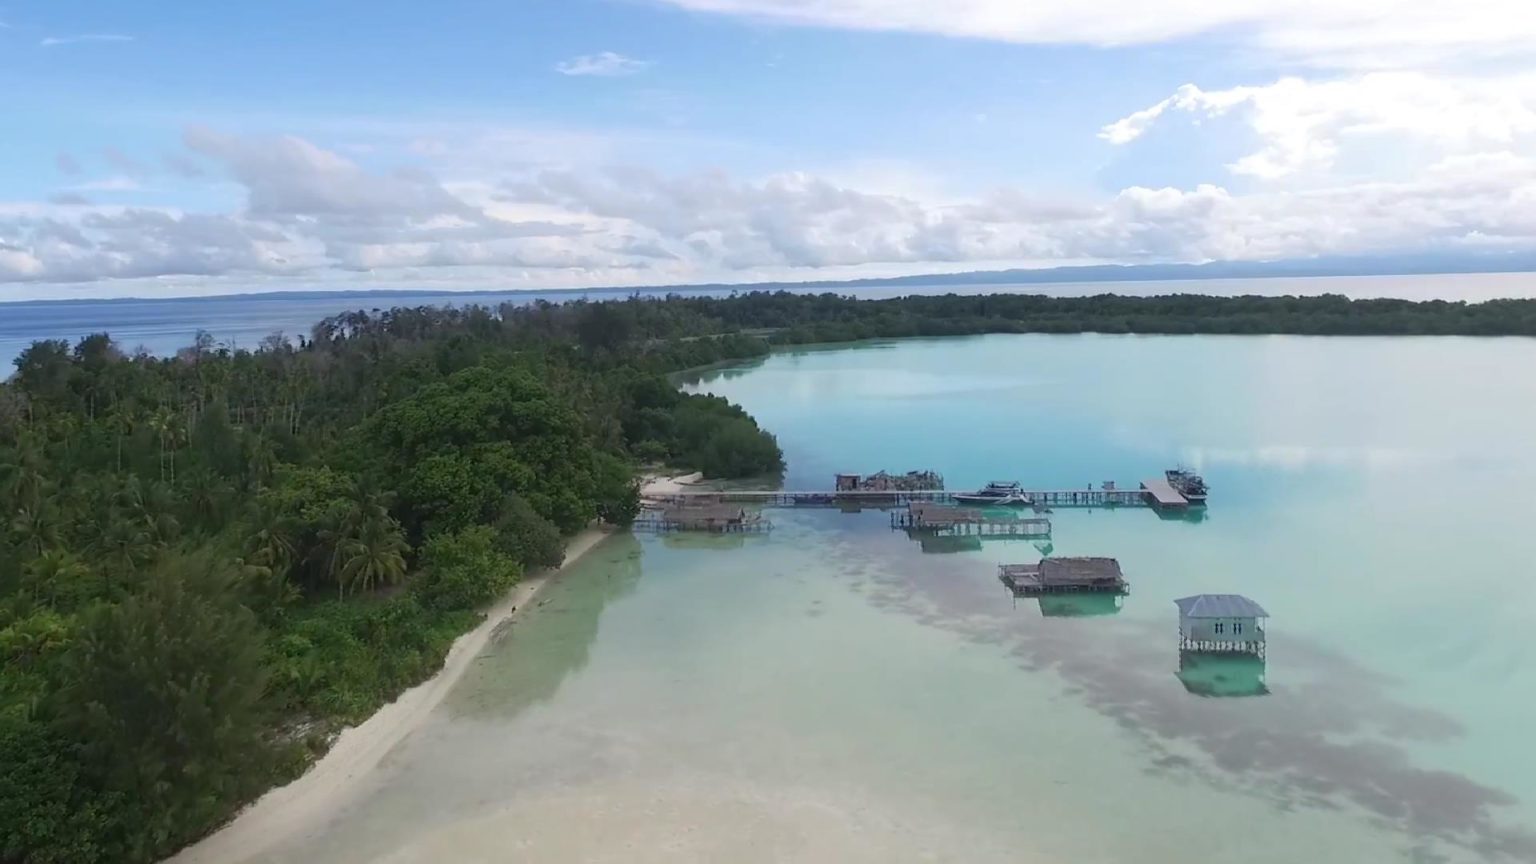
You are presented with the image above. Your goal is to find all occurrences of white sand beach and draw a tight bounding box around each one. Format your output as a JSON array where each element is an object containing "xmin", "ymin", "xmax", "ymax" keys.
[{"xmin": 639, "ymin": 471, "xmax": 704, "ymax": 499}]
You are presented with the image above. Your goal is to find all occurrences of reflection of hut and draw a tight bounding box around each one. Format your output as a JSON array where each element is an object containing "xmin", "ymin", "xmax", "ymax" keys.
[
  {"xmin": 662, "ymin": 531, "xmax": 751, "ymax": 550},
  {"xmin": 1176, "ymin": 650, "xmax": 1269, "ymax": 697},
  {"xmin": 1175, "ymin": 594, "xmax": 1268, "ymax": 657},
  {"xmin": 917, "ymin": 535, "xmax": 983, "ymax": 554},
  {"xmin": 999, "ymin": 557, "xmax": 1129, "ymax": 597},
  {"xmin": 1036, "ymin": 593, "xmax": 1124, "ymax": 617},
  {"xmin": 896, "ymin": 503, "xmax": 1051, "ymax": 538}
]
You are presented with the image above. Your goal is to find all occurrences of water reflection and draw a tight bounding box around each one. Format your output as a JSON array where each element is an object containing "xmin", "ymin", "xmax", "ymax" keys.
[
  {"xmin": 448, "ymin": 534, "xmax": 643, "ymax": 719},
  {"xmin": 1155, "ymin": 507, "xmax": 1209, "ymax": 524},
  {"xmin": 1038, "ymin": 593, "xmax": 1125, "ymax": 618},
  {"xmin": 900, "ymin": 530, "xmax": 1054, "ymax": 557},
  {"xmin": 672, "ymin": 355, "xmax": 769, "ymax": 388},
  {"xmin": 916, "ymin": 535, "xmax": 982, "ymax": 554},
  {"xmin": 661, "ymin": 532, "xmax": 770, "ymax": 551},
  {"xmin": 1176, "ymin": 649, "xmax": 1269, "ymax": 697},
  {"xmin": 833, "ymin": 527, "xmax": 1536, "ymax": 861}
]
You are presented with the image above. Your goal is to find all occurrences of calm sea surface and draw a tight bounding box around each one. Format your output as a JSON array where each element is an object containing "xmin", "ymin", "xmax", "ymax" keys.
[
  {"xmin": 246, "ymin": 332, "xmax": 1536, "ymax": 864},
  {"xmin": 4, "ymin": 271, "xmax": 1535, "ymax": 368}
]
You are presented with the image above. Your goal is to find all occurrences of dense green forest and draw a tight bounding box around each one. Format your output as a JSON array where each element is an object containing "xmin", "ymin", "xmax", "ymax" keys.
[
  {"xmin": 0, "ymin": 301, "xmax": 780, "ymax": 863},
  {"xmin": 3, "ymin": 287, "xmax": 1532, "ymax": 862},
  {"xmin": 664, "ymin": 290, "xmax": 1536, "ymax": 340}
]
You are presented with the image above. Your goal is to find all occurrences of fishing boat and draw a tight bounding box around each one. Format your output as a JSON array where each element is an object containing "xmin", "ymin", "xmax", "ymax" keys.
[
  {"xmin": 953, "ymin": 481, "xmax": 1033, "ymax": 507},
  {"xmin": 1165, "ymin": 468, "xmax": 1209, "ymax": 504}
]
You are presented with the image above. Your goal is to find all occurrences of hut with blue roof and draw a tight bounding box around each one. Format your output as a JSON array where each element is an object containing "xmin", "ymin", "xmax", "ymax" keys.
[{"xmin": 1175, "ymin": 594, "xmax": 1269, "ymax": 658}]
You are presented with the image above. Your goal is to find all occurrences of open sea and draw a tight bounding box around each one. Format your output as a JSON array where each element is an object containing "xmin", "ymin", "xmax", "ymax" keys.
[{"xmin": 9, "ymin": 273, "xmax": 1536, "ymax": 862}]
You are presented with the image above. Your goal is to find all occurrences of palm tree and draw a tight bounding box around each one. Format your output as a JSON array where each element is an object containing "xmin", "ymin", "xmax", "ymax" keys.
[
  {"xmin": 107, "ymin": 408, "xmax": 137, "ymax": 472},
  {"xmin": 9, "ymin": 503, "xmax": 61, "ymax": 557},
  {"xmin": 116, "ymin": 476, "xmax": 180, "ymax": 545},
  {"xmin": 244, "ymin": 434, "xmax": 279, "ymax": 491},
  {"xmin": 148, "ymin": 407, "xmax": 186, "ymax": 484},
  {"xmin": 91, "ymin": 515, "xmax": 158, "ymax": 576},
  {"xmin": 0, "ymin": 437, "xmax": 51, "ymax": 514},
  {"xmin": 336, "ymin": 520, "xmax": 409, "ymax": 598},
  {"xmin": 182, "ymin": 467, "xmax": 226, "ymax": 530},
  {"xmin": 22, "ymin": 549, "xmax": 96, "ymax": 608},
  {"xmin": 245, "ymin": 507, "xmax": 297, "ymax": 578}
]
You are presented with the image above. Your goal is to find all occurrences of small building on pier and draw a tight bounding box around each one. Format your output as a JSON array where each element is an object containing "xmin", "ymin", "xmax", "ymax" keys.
[
  {"xmin": 1175, "ymin": 594, "xmax": 1268, "ymax": 656},
  {"xmin": 638, "ymin": 502, "xmax": 770, "ymax": 533},
  {"xmin": 836, "ymin": 469, "xmax": 944, "ymax": 492},
  {"xmin": 998, "ymin": 557, "xmax": 1129, "ymax": 596}
]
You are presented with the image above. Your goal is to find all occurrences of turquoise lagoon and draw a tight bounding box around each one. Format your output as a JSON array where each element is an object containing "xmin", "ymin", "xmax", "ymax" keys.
[{"xmin": 253, "ymin": 334, "xmax": 1536, "ymax": 863}]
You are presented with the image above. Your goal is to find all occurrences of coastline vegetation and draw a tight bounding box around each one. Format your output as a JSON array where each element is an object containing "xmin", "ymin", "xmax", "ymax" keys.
[
  {"xmin": 0, "ymin": 302, "xmax": 779, "ymax": 863},
  {"xmin": 2, "ymin": 287, "xmax": 1531, "ymax": 862},
  {"xmin": 671, "ymin": 290, "xmax": 1536, "ymax": 341}
]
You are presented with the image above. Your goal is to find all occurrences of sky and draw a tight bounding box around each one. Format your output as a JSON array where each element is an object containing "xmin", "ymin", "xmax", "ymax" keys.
[{"xmin": 2, "ymin": 0, "xmax": 1536, "ymax": 300}]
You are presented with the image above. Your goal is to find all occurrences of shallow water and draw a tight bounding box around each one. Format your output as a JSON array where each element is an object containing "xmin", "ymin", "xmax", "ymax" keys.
[{"xmin": 255, "ymin": 333, "xmax": 1536, "ymax": 863}]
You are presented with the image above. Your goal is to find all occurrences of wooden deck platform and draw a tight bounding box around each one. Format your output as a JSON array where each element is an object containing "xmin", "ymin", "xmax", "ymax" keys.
[
  {"xmin": 632, "ymin": 503, "xmax": 772, "ymax": 533},
  {"xmin": 1138, "ymin": 478, "xmax": 1190, "ymax": 509},
  {"xmin": 998, "ymin": 557, "xmax": 1130, "ymax": 596}
]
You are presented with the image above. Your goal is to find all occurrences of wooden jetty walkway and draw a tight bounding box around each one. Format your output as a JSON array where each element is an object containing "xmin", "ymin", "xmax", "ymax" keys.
[
  {"xmin": 892, "ymin": 502, "xmax": 1051, "ymax": 538},
  {"xmin": 654, "ymin": 482, "xmax": 1187, "ymax": 510}
]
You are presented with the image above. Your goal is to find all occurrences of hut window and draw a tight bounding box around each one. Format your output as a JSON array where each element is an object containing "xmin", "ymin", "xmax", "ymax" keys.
[
  {"xmin": 1233, "ymin": 621, "xmax": 1244, "ymax": 635},
  {"xmin": 1213, "ymin": 621, "xmax": 1225, "ymax": 635}
]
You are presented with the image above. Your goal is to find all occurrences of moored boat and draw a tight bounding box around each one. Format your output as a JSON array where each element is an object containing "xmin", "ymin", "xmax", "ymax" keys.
[
  {"xmin": 953, "ymin": 481, "xmax": 1033, "ymax": 507},
  {"xmin": 1165, "ymin": 468, "xmax": 1208, "ymax": 504}
]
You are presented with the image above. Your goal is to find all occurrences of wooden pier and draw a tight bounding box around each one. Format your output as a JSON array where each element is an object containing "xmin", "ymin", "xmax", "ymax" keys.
[
  {"xmin": 998, "ymin": 557, "xmax": 1130, "ymax": 597},
  {"xmin": 891, "ymin": 502, "xmax": 1051, "ymax": 538},
  {"xmin": 652, "ymin": 484, "xmax": 1180, "ymax": 510},
  {"xmin": 1139, "ymin": 477, "xmax": 1190, "ymax": 509}
]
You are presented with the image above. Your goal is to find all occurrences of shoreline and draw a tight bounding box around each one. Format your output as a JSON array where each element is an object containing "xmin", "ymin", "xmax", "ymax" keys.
[{"xmin": 166, "ymin": 526, "xmax": 614, "ymax": 864}]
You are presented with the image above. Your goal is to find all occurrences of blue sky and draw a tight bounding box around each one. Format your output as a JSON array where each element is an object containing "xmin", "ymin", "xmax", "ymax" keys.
[{"xmin": 2, "ymin": 0, "xmax": 1535, "ymax": 299}]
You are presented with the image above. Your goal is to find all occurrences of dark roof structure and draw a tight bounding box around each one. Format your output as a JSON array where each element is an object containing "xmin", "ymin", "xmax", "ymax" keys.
[
  {"xmin": 998, "ymin": 557, "xmax": 1127, "ymax": 595},
  {"xmin": 1039, "ymin": 557, "xmax": 1123, "ymax": 585}
]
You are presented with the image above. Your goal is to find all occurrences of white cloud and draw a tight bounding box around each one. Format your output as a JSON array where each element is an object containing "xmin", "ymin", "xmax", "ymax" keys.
[
  {"xmin": 0, "ymin": 131, "xmax": 613, "ymax": 286},
  {"xmin": 512, "ymin": 154, "xmax": 1536, "ymax": 269},
  {"xmin": 5, "ymin": 127, "xmax": 1536, "ymax": 290},
  {"xmin": 184, "ymin": 126, "xmax": 475, "ymax": 223},
  {"xmin": 39, "ymin": 33, "xmax": 134, "ymax": 48},
  {"xmin": 1103, "ymin": 73, "xmax": 1536, "ymax": 179},
  {"xmin": 651, "ymin": 0, "xmax": 1536, "ymax": 67},
  {"xmin": 555, "ymin": 52, "xmax": 650, "ymax": 77}
]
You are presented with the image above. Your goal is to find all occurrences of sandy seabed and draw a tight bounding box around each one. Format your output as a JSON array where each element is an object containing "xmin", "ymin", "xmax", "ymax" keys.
[{"xmin": 166, "ymin": 527, "xmax": 613, "ymax": 864}]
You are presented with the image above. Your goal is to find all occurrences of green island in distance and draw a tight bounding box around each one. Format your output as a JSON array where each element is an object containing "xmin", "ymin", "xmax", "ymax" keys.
[{"xmin": 3, "ymin": 289, "xmax": 1535, "ymax": 863}]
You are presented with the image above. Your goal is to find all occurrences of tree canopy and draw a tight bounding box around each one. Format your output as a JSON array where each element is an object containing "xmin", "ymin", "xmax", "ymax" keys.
[{"xmin": 0, "ymin": 298, "xmax": 781, "ymax": 862}]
